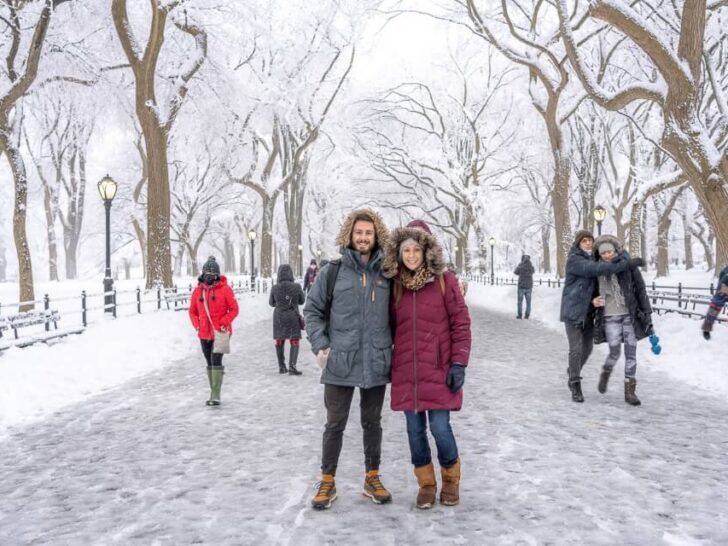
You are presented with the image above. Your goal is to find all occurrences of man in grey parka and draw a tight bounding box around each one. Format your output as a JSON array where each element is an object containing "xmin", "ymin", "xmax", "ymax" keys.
[{"xmin": 304, "ymin": 208, "xmax": 393, "ymax": 510}]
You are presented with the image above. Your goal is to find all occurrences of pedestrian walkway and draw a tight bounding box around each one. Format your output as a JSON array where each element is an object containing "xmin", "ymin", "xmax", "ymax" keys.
[{"xmin": 0, "ymin": 304, "xmax": 726, "ymax": 545}]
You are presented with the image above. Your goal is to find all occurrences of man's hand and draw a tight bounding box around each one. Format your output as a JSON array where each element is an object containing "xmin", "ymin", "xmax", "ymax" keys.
[
  {"xmin": 703, "ymin": 330, "xmax": 711, "ymax": 341},
  {"xmin": 628, "ymin": 257, "xmax": 644, "ymax": 269},
  {"xmin": 316, "ymin": 348, "xmax": 331, "ymax": 369},
  {"xmin": 592, "ymin": 296, "xmax": 605, "ymax": 308}
]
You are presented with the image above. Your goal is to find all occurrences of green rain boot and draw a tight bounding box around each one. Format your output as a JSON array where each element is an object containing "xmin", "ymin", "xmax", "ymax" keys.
[
  {"xmin": 205, "ymin": 366, "xmax": 214, "ymax": 406},
  {"xmin": 207, "ymin": 366, "xmax": 225, "ymax": 406}
]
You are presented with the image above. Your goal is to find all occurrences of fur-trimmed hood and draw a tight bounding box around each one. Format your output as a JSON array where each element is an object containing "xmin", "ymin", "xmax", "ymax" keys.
[
  {"xmin": 335, "ymin": 208, "xmax": 390, "ymax": 252},
  {"xmin": 594, "ymin": 234, "xmax": 623, "ymax": 258},
  {"xmin": 382, "ymin": 227, "xmax": 446, "ymax": 279}
]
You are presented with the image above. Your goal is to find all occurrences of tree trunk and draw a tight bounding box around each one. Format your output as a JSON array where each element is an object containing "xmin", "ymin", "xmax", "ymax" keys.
[
  {"xmin": 541, "ymin": 224, "xmax": 551, "ymax": 274},
  {"xmin": 261, "ymin": 196, "xmax": 276, "ymax": 278},
  {"xmin": 656, "ymin": 215, "xmax": 671, "ymax": 277},
  {"xmin": 682, "ymin": 213, "xmax": 693, "ymax": 270},
  {"xmin": 43, "ymin": 184, "xmax": 59, "ymax": 281},
  {"xmin": 544, "ymin": 103, "xmax": 572, "ymax": 277},
  {"xmin": 640, "ymin": 207, "xmax": 648, "ymax": 271},
  {"xmin": 141, "ymin": 119, "xmax": 173, "ymax": 288},
  {"xmin": 3, "ymin": 135, "xmax": 35, "ymax": 310}
]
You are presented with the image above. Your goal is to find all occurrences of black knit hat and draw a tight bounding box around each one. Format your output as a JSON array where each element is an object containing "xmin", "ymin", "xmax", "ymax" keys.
[
  {"xmin": 573, "ymin": 229, "xmax": 594, "ymax": 245},
  {"xmin": 202, "ymin": 256, "xmax": 220, "ymax": 276}
]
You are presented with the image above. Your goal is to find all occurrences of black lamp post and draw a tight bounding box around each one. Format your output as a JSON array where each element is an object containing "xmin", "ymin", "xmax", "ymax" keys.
[
  {"xmin": 98, "ymin": 175, "xmax": 118, "ymax": 312},
  {"xmin": 248, "ymin": 229, "xmax": 257, "ymax": 288},
  {"xmin": 298, "ymin": 244, "xmax": 303, "ymax": 277},
  {"xmin": 489, "ymin": 236, "xmax": 496, "ymax": 285},
  {"xmin": 593, "ymin": 205, "xmax": 607, "ymax": 236}
]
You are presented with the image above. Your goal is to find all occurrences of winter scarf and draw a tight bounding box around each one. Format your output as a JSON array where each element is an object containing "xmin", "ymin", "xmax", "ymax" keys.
[{"xmin": 400, "ymin": 265, "xmax": 431, "ymax": 292}]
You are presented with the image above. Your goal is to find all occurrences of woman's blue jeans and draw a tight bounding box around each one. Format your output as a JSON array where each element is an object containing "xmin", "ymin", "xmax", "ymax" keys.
[{"xmin": 404, "ymin": 410, "xmax": 458, "ymax": 468}]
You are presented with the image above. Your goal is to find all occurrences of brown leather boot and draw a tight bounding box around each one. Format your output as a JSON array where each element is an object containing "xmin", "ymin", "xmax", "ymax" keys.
[
  {"xmin": 624, "ymin": 378, "xmax": 642, "ymax": 406},
  {"xmin": 413, "ymin": 463, "xmax": 436, "ymax": 509},
  {"xmin": 440, "ymin": 459, "xmax": 461, "ymax": 506}
]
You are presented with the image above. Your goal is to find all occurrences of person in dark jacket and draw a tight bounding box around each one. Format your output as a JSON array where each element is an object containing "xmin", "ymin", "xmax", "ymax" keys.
[
  {"xmin": 514, "ymin": 254, "xmax": 535, "ymax": 319},
  {"xmin": 702, "ymin": 264, "xmax": 728, "ymax": 340},
  {"xmin": 591, "ymin": 235, "xmax": 654, "ymax": 406},
  {"xmin": 269, "ymin": 264, "xmax": 305, "ymax": 375},
  {"xmin": 188, "ymin": 257, "xmax": 240, "ymax": 406},
  {"xmin": 559, "ymin": 230, "xmax": 641, "ymax": 403},
  {"xmin": 303, "ymin": 259, "xmax": 319, "ymax": 294},
  {"xmin": 382, "ymin": 222, "xmax": 471, "ymax": 509},
  {"xmin": 304, "ymin": 208, "xmax": 393, "ymax": 510}
]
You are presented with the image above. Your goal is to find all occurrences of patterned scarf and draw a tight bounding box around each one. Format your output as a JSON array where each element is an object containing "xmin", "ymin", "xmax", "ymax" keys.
[
  {"xmin": 400, "ymin": 264, "xmax": 431, "ymax": 292},
  {"xmin": 605, "ymin": 273, "xmax": 626, "ymax": 308}
]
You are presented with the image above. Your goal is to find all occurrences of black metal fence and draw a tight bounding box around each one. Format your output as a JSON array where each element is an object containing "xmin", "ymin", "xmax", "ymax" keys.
[
  {"xmin": 0, "ymin": 276, "xmax": 273, "ymax": 348},
  {"xmin": 465, "ymin": 274, "xmax": 727, "ymax": 323}
]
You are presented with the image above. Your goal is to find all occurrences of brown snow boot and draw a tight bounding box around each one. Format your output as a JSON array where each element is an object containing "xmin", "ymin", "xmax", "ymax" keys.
[
  {"xmin": 624, "ymin": 377, "xmax": 641, "ymax": 406},
  {"xmin": 440, "ymin": 459, "xmax": 461, "ymax": 506},
  {"xmin": 413, "ymin": 463, "xmax": 436, "ymax": 509}
]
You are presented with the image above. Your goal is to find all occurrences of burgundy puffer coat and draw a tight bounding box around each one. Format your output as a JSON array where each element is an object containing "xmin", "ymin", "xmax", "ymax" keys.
[
  {"xmin": 390, "ymin": 270, "xmax": 471, "ymax": 412},
  {"xmin": 189, "ymin": 276, "xmax": 239, "ymax": 340}
]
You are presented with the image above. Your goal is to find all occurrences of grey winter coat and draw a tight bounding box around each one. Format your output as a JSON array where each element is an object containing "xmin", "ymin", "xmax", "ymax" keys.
[
  {"xmin": 514, "ymin": 256, "xmax": 535, "ymax": 289},
  {"xmin": 559, "ymin": 244, "xmax": 631, "ymax": 323},
  {"xmin": 303, "ymin": 247, "xmax": 392, "ymax": 388},
  {"xmin": 269, "ymin": 265, "xmax": 305, "ymax": 340}
]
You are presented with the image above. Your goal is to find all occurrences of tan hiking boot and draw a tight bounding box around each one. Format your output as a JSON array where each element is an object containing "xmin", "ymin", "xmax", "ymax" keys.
[
  {"xmin": 311, "ymin": 474, "xmax": 337, "ymax": 510},
  {"xmin": 363, "ymin": 470, "xmax": 392, "ymax": 504},
  {"xmin": 414, "ymin": 463, "xmax": 436, "ymax": 509},
  {"xmin": 440, "ymin": 459, "xmax": 461, "ymax": 506}
]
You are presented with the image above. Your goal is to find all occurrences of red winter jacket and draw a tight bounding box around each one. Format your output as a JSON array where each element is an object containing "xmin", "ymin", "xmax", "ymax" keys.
[
  {"xmin": 188, "ymin": 276, "xmax": 239, "ymax": 341},
  {"xmin": 390, "ymin": 271, "xmax": 471, "ymax": 412}
]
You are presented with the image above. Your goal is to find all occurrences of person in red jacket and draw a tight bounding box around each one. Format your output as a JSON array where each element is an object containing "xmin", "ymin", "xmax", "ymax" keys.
[
  {"xmin": 188, "ymin": 256, "xmax": 239, "ymax": 406},
  {"xmin": 382, "ymin": 221, "xmax": 471, "ymax": 509}
]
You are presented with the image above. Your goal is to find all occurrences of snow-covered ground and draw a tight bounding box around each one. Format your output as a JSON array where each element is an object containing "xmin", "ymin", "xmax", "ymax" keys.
[{"xmin": 0, "ymin": 277, "xmax": 726, "ymax": 544}]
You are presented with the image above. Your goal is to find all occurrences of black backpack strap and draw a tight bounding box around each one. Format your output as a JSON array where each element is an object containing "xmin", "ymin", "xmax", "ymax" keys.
[{"xmin": 323, "ymin": 259, "xmax": 341, "ymax": 331}]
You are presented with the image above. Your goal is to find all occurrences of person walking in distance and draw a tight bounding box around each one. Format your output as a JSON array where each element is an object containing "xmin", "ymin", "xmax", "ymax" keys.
[
  {"xmin": 514, "ymin": 254, "xmax": 535, "ymax": 319},
  {"xmin": 269, "ymin": 264, "xmax": 305, "ymax": 375},
  {"xmin": 303, "ymin": 259, "xmax": 319, "ymax": 295},
  {"xmin": 382, "ymin": 221, "xmax": 471, "ymax": 509},
  {"xmin": 303, "ymin": 208, "xmax": 393, "ymax": 510},
  {"xmin": 188, "ymin": 257, "xmax": 239, "ymax": 406},
  {"xmin": 702, "ymin": 264, "xmax": 728, "ymax": 341}
]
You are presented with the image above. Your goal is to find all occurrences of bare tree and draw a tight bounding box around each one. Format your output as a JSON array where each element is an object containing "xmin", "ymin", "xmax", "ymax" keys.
[
  {"xmin": 1, "ymin": 0, "xmax": 72, "ymax": 308},
  {"xmin": 557, "ymin": 0, "xmax": 728, "ymax": 266},
  {"xmin": 111, "ymin": 0, "xmax": 207, "ymax": 288}
]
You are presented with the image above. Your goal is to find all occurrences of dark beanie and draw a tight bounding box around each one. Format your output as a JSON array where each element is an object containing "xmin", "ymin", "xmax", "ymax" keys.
[
  {"xmin": 406, "ymin": 219, "xmax": 432, "ymax": 234},
  {"xmin": 573, "ymin": 229, "xmax": 594, "ymax": 245},
  {"xmin": 202, "ymin": 256, "xmax": 221, "ymax": 275}
]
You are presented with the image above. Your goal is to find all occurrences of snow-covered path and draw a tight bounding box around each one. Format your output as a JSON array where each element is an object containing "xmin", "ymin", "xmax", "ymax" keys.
[{"xmin": 1, "ymin": 303, "xmax": 727, "ymax": 545}]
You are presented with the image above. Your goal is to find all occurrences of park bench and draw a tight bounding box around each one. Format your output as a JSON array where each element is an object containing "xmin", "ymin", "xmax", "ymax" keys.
[
  {"xmin": 0, "ymin": 309, "xmax": 85, "ymax": 350},
  {"xmin": 163, "ymin": 288, "xmax": 191, "ymax": 311}
]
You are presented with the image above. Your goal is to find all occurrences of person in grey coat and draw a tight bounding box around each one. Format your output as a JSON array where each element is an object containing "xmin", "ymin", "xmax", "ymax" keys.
[
  {"xmin": 269, "ymin": 264, "xmax": 305, "ymax": 375},
  {"xmin": 514, "ymin": 254, "xmax": 535, "ymax": 319},
  {"xmin": 304, "ymin": 208, "xmax": 393, "ymax": 510}
]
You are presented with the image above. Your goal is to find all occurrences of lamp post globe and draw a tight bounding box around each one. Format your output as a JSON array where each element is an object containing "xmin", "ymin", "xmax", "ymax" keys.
[
  {"xmin": 248, "ymin": 229, "xmax": 257, "ymax": 289},
  {"xmin": 489, "ymin": 237, "xmax": 496, "ymax": 285},
  {"xmin": 593, "ymin": 205, "xmax": 607, "ymax": 236},
  {"xmin": 98, "ymin": 175, "xmax": 118, "ymax": 313}
]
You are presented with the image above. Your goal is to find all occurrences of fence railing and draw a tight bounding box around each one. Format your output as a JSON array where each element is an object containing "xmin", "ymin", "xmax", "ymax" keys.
[
  {"xmin": 465, "ymin": 274, "xmax": 727, "ymax": 323},
  {"xmin": 0, "ymin": 276, "xmax": 274, "ymax": 347}
]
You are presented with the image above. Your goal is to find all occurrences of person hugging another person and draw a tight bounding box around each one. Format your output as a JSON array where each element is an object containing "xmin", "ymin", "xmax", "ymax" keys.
[
  {"xmin": 269, "ymin": 264, "xmax": 306, "ymax": 376},
  {"xmin": 382, "ymin": 220, "xmax": 471, "ymax": 509},
  {"xmin": 591, "ymin": 236, "xmax": 654, "ymax": 406}
]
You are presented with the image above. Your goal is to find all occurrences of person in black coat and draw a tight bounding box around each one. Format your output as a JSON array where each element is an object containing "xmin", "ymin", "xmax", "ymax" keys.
[
  {"xmin": 269, "ymin": 264, "xmax": 305, "ymax": 375},
  {"xmin": 591, "ymin": 235, "xmax": 653, "ymax": 406},
  {"xmin": 559, "ymin": 230, "xmax": 642, "ymax": 403},
  {"xmin": 514, "ymin": 254, "xmax": 535, "ymax": 319}
]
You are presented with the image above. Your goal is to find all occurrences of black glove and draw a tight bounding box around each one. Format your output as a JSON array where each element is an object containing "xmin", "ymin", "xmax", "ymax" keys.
[
  {"xmin": 628, "ymin": 257, "xmax": 644, "ymax": 269},
  {"xmin": 703, "ymin": 330, "xmax": 711, "ymax": 341},
  {"xmin": 446, "ymin": 364, "xmax": 466, "ymax": 393}
]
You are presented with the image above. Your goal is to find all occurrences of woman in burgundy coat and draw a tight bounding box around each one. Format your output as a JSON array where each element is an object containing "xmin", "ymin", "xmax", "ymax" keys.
[{"xmin": 382, "ymin": 221, "xmax": 471, "ymax": 509}]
